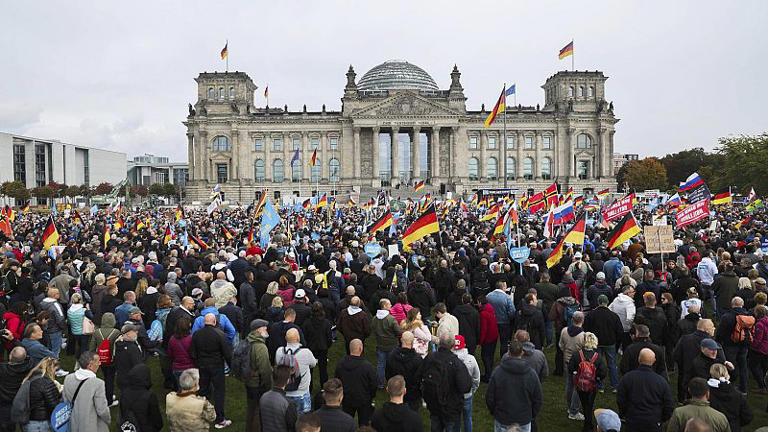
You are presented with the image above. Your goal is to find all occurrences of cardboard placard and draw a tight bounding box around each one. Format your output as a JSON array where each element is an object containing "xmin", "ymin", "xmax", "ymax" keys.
[{"xmin": 644, "ymin": 225, "xmax": 676, "ymax": 254}]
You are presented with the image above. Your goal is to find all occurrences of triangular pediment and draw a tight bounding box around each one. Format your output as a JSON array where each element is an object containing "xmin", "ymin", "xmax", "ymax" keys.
[{"xmin": 352, "ymin": 91, "xmax": 461, "ymax": 117}]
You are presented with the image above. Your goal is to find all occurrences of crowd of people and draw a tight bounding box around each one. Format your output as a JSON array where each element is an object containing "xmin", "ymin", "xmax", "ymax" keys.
[{"xmin": 0, "ymin": 196, "xmax": 766, "ymax": 432}]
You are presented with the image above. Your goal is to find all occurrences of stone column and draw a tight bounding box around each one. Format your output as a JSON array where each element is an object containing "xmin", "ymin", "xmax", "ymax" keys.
[
  {"xmin": 199, "ymin": 131, "xmax": 209, "ymax": 183},
  {"xmin": 186, "ymin": 133, "xmax": 195, "ymax": 181},
  {"xmin": 230, "ymin": 128, "xmax": 239, "ymax": 179},
  {"xmin": 479, "ymin": 130, "xmax": 487, "ymax": 180},
  {"xmin": 600, "ymin": 128, "xmax": 610, "ymax": 177},
  {"xmin": 534, "ymin": 131, "xmax": 542, "ymax": 180},
  {"xmin": 449, "ymin": 127, "xmax": 458, "ymax": 180},
  {"xmin": 371, "ymin": 126, "xmax": 380, "ymax": 183},
  {"xmin": 353, "ymin": 127, "xmax": 361, "ymax": 179},
  {"xmin": 239, "ymin": 129, "xmax": 249, "ymax": 181},
  {"xmin": 567, "ymin": 128, "xmax": 576, "ymax": 178},
  {"xmin": 391, "ymin": 127, "xmax": 400, "ymax": 185},
  {"xmin": 411, "ymin": 126, "xmax": 421, "ymax": 181},
  {"xmin": 516, "ymin": 131, "xmax": 523, "ymax": 179},
  {"xmin": 431, "ymin": 127, "xmax": 440, "ymax": 182},
  {"xmin": 301, "ymin": 131, "xmax": 309, "ymax": 181},
  {"xmin": 608, "ymin": 131, "xmax": 616, "ymax": 177}
]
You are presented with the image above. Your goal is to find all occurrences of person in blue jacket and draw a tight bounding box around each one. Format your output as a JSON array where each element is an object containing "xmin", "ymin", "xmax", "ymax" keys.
[{"xmin": 191, "ymin": 298, "xmax": 237, "ymax": 345}]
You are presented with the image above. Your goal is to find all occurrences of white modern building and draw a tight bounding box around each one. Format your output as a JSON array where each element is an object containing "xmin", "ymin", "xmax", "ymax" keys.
[
  {"xmin": 127, "ymin": 154, "xmax": 189, "ymax": 186},
  {"xmin": 613, "ymin": 152, "xmax": 639, "ymax": 173},
  {"xmin": 0, "ymin": 131, "xmax": 126, "ymax": 194}
]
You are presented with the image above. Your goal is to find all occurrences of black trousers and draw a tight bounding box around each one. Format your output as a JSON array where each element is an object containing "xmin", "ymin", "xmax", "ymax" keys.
[
  {"xmin": 577, "ymin": 391, "xmax": 596, "ymax": 432},
  {"xmin": 199, "ymin": 365, "xmax": 226, "ymax": 423},
  {"xmin": 245, "ymin": 386, "xmax": 265, "ymax": 432},
  {"xmin": 343, "ymin": 401, "xmax": 373, "ymax": 426},
  {"xmin": 481, "ymin": 341, "xmax": 497, "ymax": 378},
  {"xmin": 102, "ymin": 365, "xmax": 116, "ymax": 405}
]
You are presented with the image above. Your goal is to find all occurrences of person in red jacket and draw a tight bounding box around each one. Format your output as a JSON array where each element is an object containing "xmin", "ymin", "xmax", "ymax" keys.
[
  {"xmin": 477, "ymin": 294, "xmax": 499, "ymax": 382},
  {"xmin": 3, "ymin": 301, "xmax": 26, "ymax": 352}
]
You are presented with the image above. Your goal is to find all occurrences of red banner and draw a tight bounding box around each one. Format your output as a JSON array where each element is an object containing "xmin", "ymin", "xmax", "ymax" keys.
[
  {"xmin": 601, "ymin": 193, "xmax": 634, "ymax": 222},
  {"xmin": 676, "ymin": 199, "xmax": 710, "ymax": 228}
]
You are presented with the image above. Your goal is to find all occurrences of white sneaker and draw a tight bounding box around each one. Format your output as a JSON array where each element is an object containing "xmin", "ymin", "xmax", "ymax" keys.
[
  {"xmin": 568, "ymin": 412, "xmax": 585, "ymax": 421},
  {"xmin": 214, "ymin": 419, "xmax": 232, "ymax": 429},
  {"xmin": 55, "ymin": 369, "xmax": 69, "ymax": 377},
  {"xmin": 109, "ymin": 400, "xmax": 119, "ymax": 407}
]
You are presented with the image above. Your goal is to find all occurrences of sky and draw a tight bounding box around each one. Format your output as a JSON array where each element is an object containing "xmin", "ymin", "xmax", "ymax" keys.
[{"xmin": 1, "ymin": 1, "xmax": 766, "ymax": 161}]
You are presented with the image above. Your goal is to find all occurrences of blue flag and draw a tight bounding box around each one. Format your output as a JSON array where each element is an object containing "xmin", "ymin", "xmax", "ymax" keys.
[
  {"xmin": 261, "ymin": 199, "xmax": 280, "ymax": 235},
  {"xmin": 505, "ymin": 84, "xmax": 516, "ymax": 96},
  {"xmin": 291, "ymin": 148, "xmax": 300, "ymax": 165},
  {"xmin": 90, "ymin": 204, "xmax": 98, "ymax": 217}
]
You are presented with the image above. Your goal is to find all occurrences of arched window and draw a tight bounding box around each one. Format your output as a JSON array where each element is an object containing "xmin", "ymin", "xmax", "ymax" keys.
[
  {"xmin": 212, "ymin": 136, "xmax": 230, "ymax": 152},
  {"xmin": 578, "ymin": 86, "xmax": 584, "ymax": 97},
  {"xmin": 219, "ymin": 87, "xmax": 225, "ymax": 99},
  {"xmin": 311, "ymin": 160, "xmax": 322, "ymax": 182},
  {"xmin": 468, "ymin": 157, "xmax": 479, "ymax": 181},
  {"xmin": 568, "ymin": 86, "xmax": 574, "ymax": 98},
  {"xmin": 273, "ymin": 159, "xmax": 284, "ymax": 182},
  {"xmin": 487, "ymin": 157, "xmax": 498, "ymax": 180},
  {"xmin": 588, "ymin": 86, "xmax": 595, "ymax": 98},
  {"xmin": 208, "ymin": 88, "xmax": 215, "ymax": 99},
  {"xmin": 291, "ymin": 157, "xmax": 302, "ymax": 182},
  {"xmin": 506, "ymin": 157, "xmax": 516, "ymax": 180},
  {"xmin": 229, "ymin": 87, "xmax": 235, "ymax": 99},
  {"xmin": 523, "ymin": 157, "xmax": 534, "ymax": 180},
  {"xmin": 541, "ymin": 157, "xmax": 552, "ymax": 180},
  {"xmin": 329, "ymin": 158, "xmax": 340, "ymax": 182},
  {"xmin": 254, "ymin": 159, "xmax": 265, "ymax": 181},
  {"xmin": 577, "ymin": 134, "xmax": 592, "ymax": 149}
]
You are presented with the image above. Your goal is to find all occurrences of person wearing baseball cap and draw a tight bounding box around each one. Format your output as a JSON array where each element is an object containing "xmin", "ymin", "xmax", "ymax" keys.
[
  {"xmin": 243, "ymin": 319, "xmax": 272, "ymax": 431},
  {"xmin": 452, "ymin": 334, "xmax": 480, "ymax": 432},
  {"xmin": 594, "ymin": 408, "xmax": 621, "ymax": 431}
]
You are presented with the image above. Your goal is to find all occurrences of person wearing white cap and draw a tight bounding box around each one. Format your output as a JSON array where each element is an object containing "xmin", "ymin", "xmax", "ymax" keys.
[{"xmin": 567, "ymin": 251, "xmax": 592, "ymax": 289}]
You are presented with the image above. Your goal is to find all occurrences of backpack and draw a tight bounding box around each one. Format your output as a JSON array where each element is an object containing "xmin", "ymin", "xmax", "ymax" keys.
[
  {"xmin": 420, "ymin": 356, "xmax": 452, "ymax": 408},
  {"xmin": 563, "ymin": 304, "xmax": 581, "ymax": 327},
  {"xmin": 573, "ymin": 350, "xmax": 598, "ymax": 393},
  {"xmin": 231, "ymin": 340, "xmax": 254, "ymax": 382},
  {"xmin": 516, "ymin": 308, "xmax": 532, "ymax": 332},
  {"xmin": 97, "ymin": 329, "xmax": 117, "ymax": 366},
  {"xmin": 278, "ymin": 346, "xmax": 304, "ymax": 392},
  {"xmin": 732, "ymin": 314, "xmax": 756, "ymax": 344}
]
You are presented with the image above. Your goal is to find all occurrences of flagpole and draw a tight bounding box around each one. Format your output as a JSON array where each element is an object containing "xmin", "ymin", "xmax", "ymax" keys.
[
  {"xmin": 571, "ymin": 39, "xmax": 574, "ymax": 71},
  {"xmin": 503, "ymin": 83, "xmax": 508, "ymax": 189}
]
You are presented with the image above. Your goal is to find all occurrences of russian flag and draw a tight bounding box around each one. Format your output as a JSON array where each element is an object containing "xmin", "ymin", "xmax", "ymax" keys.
[
  {"xmin": 552, "ymin": 201, "xmax": 575, "ymax": 225},
  {"xmin": 679, "ymin": 172, "xmax": 705, "ymax": 192},
  {"xmin": 666, "ymin": 193, "xmax": 681, "ymax": 206}
]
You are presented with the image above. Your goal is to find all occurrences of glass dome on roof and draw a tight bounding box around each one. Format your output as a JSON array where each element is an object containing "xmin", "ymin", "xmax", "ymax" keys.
[{"xmin": 357, "ymin": 60, "xmax": 438, "ymax": 91}]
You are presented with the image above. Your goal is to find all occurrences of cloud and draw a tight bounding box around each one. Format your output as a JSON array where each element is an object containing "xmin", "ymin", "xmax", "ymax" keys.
[{"xmin": 0, "ymin": 104, "xmax": 43, "ymax": 132}]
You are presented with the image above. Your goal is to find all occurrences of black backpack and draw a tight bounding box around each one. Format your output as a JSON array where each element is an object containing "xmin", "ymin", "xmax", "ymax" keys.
[
  {"xmin": 231, "ymin": 340, "xmax": 254, "ymax": 382},
  {"xmin": 420, "ymin": 356, "xmax": 452, "ymax": 407}
]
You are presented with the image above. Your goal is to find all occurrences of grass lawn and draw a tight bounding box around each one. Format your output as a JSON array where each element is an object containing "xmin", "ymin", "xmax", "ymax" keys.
[{"xmin": 59, "ymin": 336, "xmax": 768, "ymax": 431}]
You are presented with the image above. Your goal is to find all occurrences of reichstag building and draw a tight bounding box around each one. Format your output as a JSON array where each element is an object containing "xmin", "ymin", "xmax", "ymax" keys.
[{"xmin": 183, "ymin": 60, "xmax": 618, "ymax": 202}]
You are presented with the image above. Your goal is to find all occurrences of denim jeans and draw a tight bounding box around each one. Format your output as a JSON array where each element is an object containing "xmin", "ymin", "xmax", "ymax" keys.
[
  {"xmin": 48, "ymin": 331, "xmax": 62, "ymax": 358},
  {"xmin": 376, "ymin": 349, "xmax": 392, "ymax": 388},
  {"xmin": 495, "ymin": 421, "xmax": 530, "ymax": 432},
  {"xmin": 287, "ymin": 392, "xmax": 312, "ymax": 414},
  {"xmin": 23, "ymin": 421, "xmax": 53, "ymax": 432},
  {"xmin": 597, "ymin": 345, "xmax": 619, "ymax": 389},
  {"xmin": 565, "ymin": 373, "xmax": 581, "ymax": 415},
  {"xmin": 724, "ymin": 344, "xmax": 749, "ymax": 393},
  {"xmin": 461, "ymin": 396, "xmax": 473, "ymax": 432},
  {"xmin": 700, "ymin": 284, "xmax": 716, "ymax": 317},
  {"xmin": 430, "ymin": 413, "xmax": 460, "ymax": 432},
  {"xmin": 545, "ymin": 320, "xmax": 554, "ymax": 346}
]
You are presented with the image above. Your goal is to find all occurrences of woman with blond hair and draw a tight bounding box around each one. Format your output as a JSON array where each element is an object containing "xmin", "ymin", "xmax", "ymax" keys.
[
  {"xmin": 401, "ymin": 307, "xmax": 431, "ymax": 358},
  {"xmin": 260, "ymin": 281, "xmax": 279, "ymax": 313},
  {"xmin": 567, "ymin": 332, "xmax": 606, "ymax": 432},
  {"xmin": 708, "ymin": 363, "xmax": 753, "ymax": 432},
  {"xmin": 15, "ymin": 357, "xmax": 61, "ymax": 432}
]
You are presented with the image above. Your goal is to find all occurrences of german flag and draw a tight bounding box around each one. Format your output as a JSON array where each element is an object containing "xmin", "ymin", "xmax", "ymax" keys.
[
  {"xmin": 414, "ymin": 180, "xmax": 425, "ymax": 192},
  {"xmin": 347, "ymin": 198, "xmax": 356, "ymax": 207},
  {"xmin": 20, "ymin": 201, "xmax": 30, "ymax": 215},
  {"xmin": 302, "ymin": 198, "xmax": 311, "ymax": 210},
  {"xmin": 480, "ymin": 203, "xmax": 502, "ymax": 221},
  {"xmin": 528, "ymin": 192, "xmax": 545, "ymax": 213},
  {"xmin": 72, "ymin": 210, "xmax": 84, "ymax": 225},
  {"xmin": 247, "ymin": 227, "xmax": 255, "ymax": 244},
  {"xmin": 42, "ymin": 216, "xmax": 59, "ymax": 249},
  {"xmin": 598, "ymin": 189, "xmax": 610, "ymax": 198},
  {"xmin": 402, "ymin": 204, "xmax": 439, "ymax": 250},
  {"xmin": 316, "ymin": 194, "xmax": 327, "ymax": 210},
  {"xmin": 735, "ymin": 216, "xmax": 752, "ymax": 230},
  {"xmin": 175, "ymin": 205, "xmax": 185, "ymax": 221},
  {"xmin": 104, "ymin": 227, "xmax": 111, "ymax": 248},
  {"xmin": 606, "ymin": 211, "xmax": 642, "ymax": 250},
  {"xmin": 558, "ymin": 41, "xmax": 574, "ymax": 59},
  {"xmin": 484, "ymin": 86, "xmax": 506, "ymax": 128},
  {"xmin": 254, "ymin": 191, "xmax": 268, "ymax": 218},
  {"xmin": 223, "ymin": 227, "xmax": 234, "ymax": 240},
  {"xmin": 114, "ymin": 217, "xmax": 124, "ymax": 230},
  {"xmin": 565, "ymin": 187, "xmax": 574, "ymax": 202},
  {"xmin": 2, "ymin": 205, "xmax": 15, "ymax": 222},
  {"xmin": 574, "ymin": 195, "xmax": 584, "ymax": 207},
  {"xmin": 220, "ymin": 42, "xmax": 228, "ymax": 59},
  {"xmin": 135, "ymin": 218, "xmax": 146, "ymax": 230},
  {"xmin": 310, "ymin": 149, "xmax": 317, "ymax": 167},
  {"xmin": 712, "ymin": 190, "xmax": 732, "ymax": 205},
  {"xmin": 519, "ymin": 194, "xmax": 529, "ymax": 210},
  {"xmin": 367, "ymin": 211, "xmax": 393, "ymax": 235},
  {"xmin": 163, "ymin": 225, "xmax": 174, "ymax": 244},
  {"xmin": 546, "ymin": 216, "xmax": 586, "ymax": 268},
  {"xmin": 493, "ymin": 212, "xmax": 507, "ymax": 236},
  {"xmin": 190, "ymin": 233, "xmax": 209, "ymax": 250}
]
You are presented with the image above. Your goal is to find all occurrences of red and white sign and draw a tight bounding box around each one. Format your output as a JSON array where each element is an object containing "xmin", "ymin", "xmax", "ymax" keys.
[
  {"xmin": 676, "ymin": 200, "xmax": 710, "ymax": 228},
  {"xmin": 601, "ymin": 193, "xmax": 634, "ymax": 222}
]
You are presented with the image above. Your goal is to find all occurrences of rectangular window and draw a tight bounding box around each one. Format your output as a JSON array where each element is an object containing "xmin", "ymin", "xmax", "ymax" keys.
[
  {"xmin": 83, "ymin": 151, "xmax": 90, "ymax": 186},
  {"xmin": 330, "ymin": 137, "xmax": 339, "ymax": 150},
  {"xmin": 35, "ymin": 143, "xmax": 46, "ymax": 186},
  {"xmin": 216, "ymin": 163, "xmax": 228, "ymax": 184},
  {"xmin": 542, "ymin": 136, "xmax": 551, "ymax": 149},
  {"xmin": 506, "ymin": 136, "xmax": 515, "ymax": 149},
  {"xmin": 293, "ymin": 138, "xmax": 300, "ymax": 151},
  {"xmin": 578, "ymin": 161, "xmax": 589, "ymax": 180},
  {"xmin": 469, "ymin": 136, "xmax": 478, "ymax": 149},
  {"xmin": 488, "ymin": 137, "xmax": 497, "ymax": 149},
  {"xmin": 525, "ymin": 136, "xmax": 533, "ymax": 149},
  {"xmin": 229, "ymin": 87, "xmax": 235, "ymax": 99},
  {"xmin": 311, "ymin": 137, "xmax": 319, "ymax": 149},
  {"xmin": 13, "ymin": 144, "xmax": 26, "ymax": 184},
  {"xmin": 254, "ymin": 138, "xmax": 263, "ymax": 151},
  {"xmin": 273, "ymin": 138, "xmax": 282, "ymax": 151}
]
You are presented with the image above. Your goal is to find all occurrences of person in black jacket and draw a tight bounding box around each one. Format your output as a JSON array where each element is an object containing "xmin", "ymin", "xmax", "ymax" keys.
[
  {"xmin": 385, "ymin": 332, "xmax": 423, "ymax": 411},
  {"xmin": 190, "ymin": 313, "xmax": 233, "ymax": 428},
  {"xmin": 708, "ymin": 362, "xmax": 753, "ymax": 432},
  {"xmin": 567, "ymin": 333, "xmax": 607, "ymax": 432},
  {"xmin": 334, "ymin": 339, "xmax": 376, "ymax": 426},
  {"xmin": 239, "ymin": 270, "xmax": 259, "ymax": 325},
  {"xmin": 616, "ymin": 348, "xmax": 675, "ymax": 432},
  {"xmin": 416, "ymin": 333, "xmax": 472, "ymax": 431},
  {"xmin": 312, "ymin": 378, "xmax": 357, "ymax": 432},
  {"xmin": 583, "ymin": 294, "xmax": 623, "ymax": 392},
  {"xmin": 515, "ymin": 293, "xmax": 546, "ymax": 350},
  {"xmin": 290, "ymin": 290, "xmax": 312, "ymax": 327},
  {"xmin": 371, "ymin": 375, "xmax": 424, "ymax": 432},
  {"xmin": 634, "ymin": 292, "xmax": 668, "ymax": 347},
  {"xmin": 485, "ymin": 340, "xmax": 542, "ymax": 431},
  {"xmin": 677, "ymin": 304, "xmax": 701, "ymax": 337},
  {"xmin": 407, "ymin": 277, "xmax": 435, "ymax": 321},
  {"xmin": 714, "ymin": 297, "xmax": 751, "ymax": 393},
  {"xmin": 119, "ymin": 363, "xmax": 163, "ymax": 432},
  {"xmin": 621, "ymin": 324, "xmax": 668, "ymax": 381},
  {"xmin": 673, "ymin": 319, "xmax": 722, "ymax": 403},
  {"xmin": 21, "ymin": 356, "xmax": 60, "ymax": 431},
  {"xmin": 114, "ymin": 323, "xmax": 145, "ymax": 392},
  {"xmin": 452, "ymin": 294, "xmax": 480, "ymax": 355},
  {"xmin": 302, "ymin": 302, "xmax": 332, "ymax": 389},
  {"xmin": 219, "ymin": 297, "xmax": 245, "ymax": 338}
]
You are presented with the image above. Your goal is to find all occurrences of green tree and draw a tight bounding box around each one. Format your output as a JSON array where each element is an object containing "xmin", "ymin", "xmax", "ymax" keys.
[
  {"xmin": 715, "ymin": 132, "xmax": 768, "ymax": 195},
  {"xmin": 659, "ymin": 148, "xmax": 710, "ymax": 189},
  {"xmin": 0, "ymin": 181, "xmax": 30, "ymax": 203},
  {"xmin": 616, "ymin": 157, "xmax": 668, "ymax": 191},
  {"xmin": 148, "ymin": 183, "xmax": 165, "ymax": 197},
  {"xmin": 65, "ymin": 185, "xmax": 82, "ymax": 198},
  {"xmin": 133, "ymin": 184, "xmax": 149, "ymax": 198},
  {"xmin": 93, "ymin": 182, "xmax": 113, "ymax": 196},
  {"xmin": 162, "ymin": 183, "xmax": 178, "ymax": 198}
]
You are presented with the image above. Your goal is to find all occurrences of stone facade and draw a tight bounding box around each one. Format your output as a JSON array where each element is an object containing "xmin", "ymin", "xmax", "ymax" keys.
[{"xmin": 183, "ymin": 61, "xmax": 618, "ymax": 202}]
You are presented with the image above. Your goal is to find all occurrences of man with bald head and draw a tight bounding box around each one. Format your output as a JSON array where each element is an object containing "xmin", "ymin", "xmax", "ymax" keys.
[
  {"xmin": 337, "ymin": 296, "xmax": 371, "ymax": 355},
  {"xmin": 211, "ymin": 271, "xmax": 238, "ymax": 309},
  {"xmin": 617, "ymin": 347, "xmax": 675, "ymax": 432},
  {"xmin": 715, "ymin": 296, "xmax": 751, "ymax": 393},
  {"xmin": 275, "ymin": 328, "xmax": 317, "ymax": 415},
  {"xmin": 0, "ymin": 345, "xmax": 33, "ymax": 431},
  {"xmin": 386, "ymin": 331, "xmax": 424, "ymax": 411},
  {"xmin": 334, "ymin": 339, "xmax": 377, "ymax": 425},
  {"xmin": 674, "ymin": 318, "xmax": 722, "ymax": 403},
  {"xmin": 190, "ymin": 312, "xmax": 233, "ymax": 428}
]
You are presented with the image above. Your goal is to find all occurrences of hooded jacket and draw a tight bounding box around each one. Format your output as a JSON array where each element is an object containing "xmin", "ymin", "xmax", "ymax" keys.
[
  {"xmin": 41, "ymin": 297, "xmax": 66, "ymax": 333},
  {"xmin": 372, "ymin": 309, "xmax": 403, "ymax": 352},
  {"xmin": 164, "ymin": 273, "xmax": 184, "ymax": 306},
  {"xmin": 516, "ymin": 303, "xmax": 546, "ymax": 349},
  {"xmin": 337, "ymin": 305, "xmax": 370, "ymax": 342},
  {"xmin": 371, "ymin": 401, "xmax": 424, "ymax": 432},
  {"xmin": 334, "ymin": 354, "xmax": 377, "ymax": 405},
  {"xmin": 191, "ymin": 306, "xmax": 236, "ymax": 343},
  {"xmin": 713, "ymin": 271, "xmax": 739, "ymax": 312},
  {"xmin": 584, "ymin": 305, "xmax": 624, "ymax": 347},
  {"xmin": 558, "ymin": 325, "xmax": 585, "ymax": 366},
  {"xmin": 485, "ymin": 356, "xmax": 542, "ymax": 426},
  {"xmin": 478, "ymin": 302, "xmax": 499, "ymax": 345},
  {"xmin": 707, "ymin": 378, "xmax": 753, "ymax": 432},
  {"xmin": 385, "ymin": 346, "xmax": 423, "ymax": 403},
  {"xmin": 0, "ymin": 357, "xmax": 34, "ymax": 403},
  {"xmin": 245, "ymin": 331, "xmax": 272, "ymax": 391},
  {"xmin": 120, "ymin": 364, "xmax": 163, "ymax": 432},
  {"xmin": 453, "ymin": 303, "xmax": 480, "ymax": 352},
  {"xmin": 608, "ymin": 293, "xmax": 636, "ymax": 332}
]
